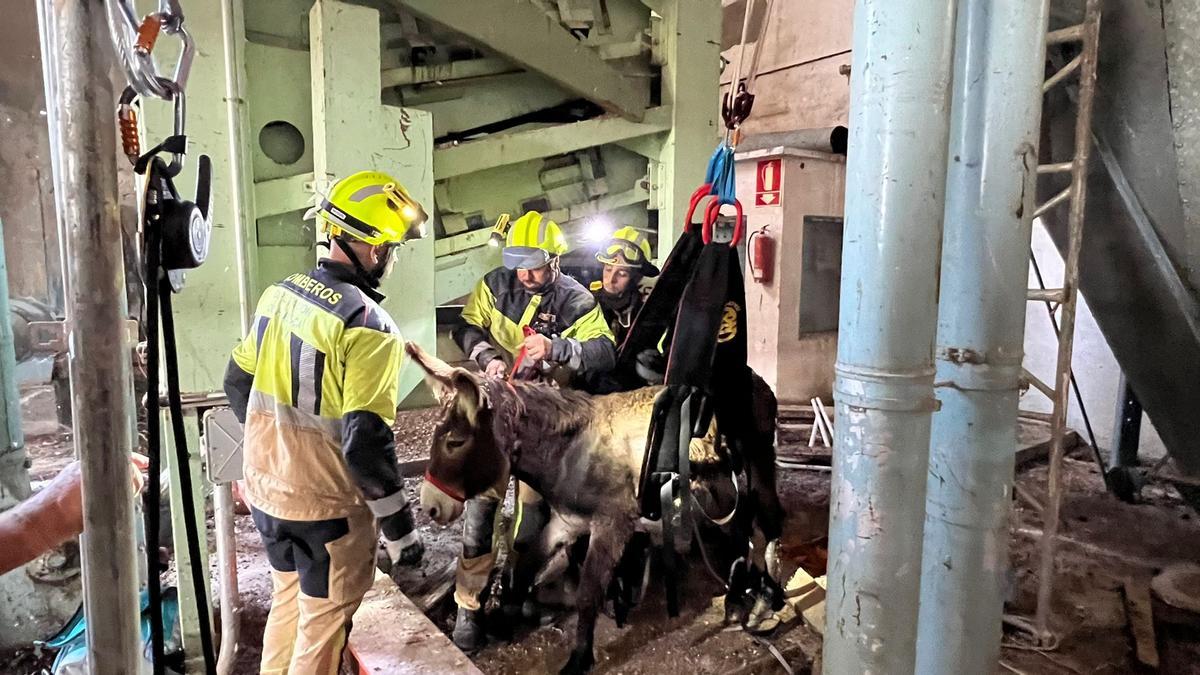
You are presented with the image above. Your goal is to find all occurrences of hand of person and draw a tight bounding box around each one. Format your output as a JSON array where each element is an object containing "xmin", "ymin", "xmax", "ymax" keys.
[
  {"xmin": 523, "ymin": 333, "xmax": 553, "ymax": 362},
  {"xmin": 129, "ymin": 453, "xmax": 149, "ymax": 495},
  {"xmin": 51, "ymin": 454, "xmax": 151, "ymax": 532},
  {"xmin": 485, "ymin": 358, "xmax": 508, "ymax": 378}
]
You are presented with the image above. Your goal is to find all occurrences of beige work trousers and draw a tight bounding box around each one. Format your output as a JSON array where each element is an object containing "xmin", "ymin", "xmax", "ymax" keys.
[
  {"xmin": 258, "ymin": 507, "xmax": 376, "ymax": 675},
  {"xmin": 453, "ymin": 481, "xmax": 543, "ymax": 610}
]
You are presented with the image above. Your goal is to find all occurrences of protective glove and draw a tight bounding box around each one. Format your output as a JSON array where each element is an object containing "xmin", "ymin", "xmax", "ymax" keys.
[
  {"xmin": 383, "ymin": 531, "xmax": 424, "ymax": 567},
  {"xmin": 378, "ymin": 503, "xmax": 424, "ymax": 569},
  {"xmin": 485, "ymin": 358, "xmax": 508, "ymax": 378},
  {"xmin": 635, "ymin": 348, "xmax": 665, "ymax": 385}
]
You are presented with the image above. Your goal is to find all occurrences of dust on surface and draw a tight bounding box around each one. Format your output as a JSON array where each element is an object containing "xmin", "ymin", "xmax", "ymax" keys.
[{"xmin": 11, "ymin": 408, "xmax": 1200, "ymax": 674}]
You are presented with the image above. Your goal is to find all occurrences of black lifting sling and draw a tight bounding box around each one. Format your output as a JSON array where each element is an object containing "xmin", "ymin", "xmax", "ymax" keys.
[{"xmin": 621, "ymin": 184, "xmax": 751, "ymax": 617}]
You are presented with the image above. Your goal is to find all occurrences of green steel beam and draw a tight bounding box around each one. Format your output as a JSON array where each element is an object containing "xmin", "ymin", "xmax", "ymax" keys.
[
  {"xmin": 254, "ymin": 173, "xmax": 315, "ymax": 219},
  {"xmin": 311, "ymin": 0, "xmax": 436, "ymax": 404},
  {"xmin": 547, "ymin": 183, "xmax": 650, "ymax": 225},
  {"xmin": 381, "ymin": 58, "xmax": 521, "ymax": 88},
  {"xmin": 397, "ymin": 0, "xmax": 650, "ymax": 120},
  {"xmin": 435, "ymin": 229, "xmax": 493, "ymax": 258},
  {"xmin": 434, "ymin": 107, "xmax": 671, "ymax": 179}
]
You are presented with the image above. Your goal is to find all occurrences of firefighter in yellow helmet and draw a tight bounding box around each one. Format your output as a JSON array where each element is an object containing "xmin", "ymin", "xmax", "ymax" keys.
[
  {"xmin": 592, "ymin": 226, "xmax": 659, "ymax": 346},
  {"xmin": 223, "ymin": 171, "xmax": 427, "ymax": 674},
  {"xmin": 582, "ymin": 226, "xmax": 662, "ymax": 393},
  {"xmin": 449, "ymin": 210, "xmax": 615, "ymax": 650}
]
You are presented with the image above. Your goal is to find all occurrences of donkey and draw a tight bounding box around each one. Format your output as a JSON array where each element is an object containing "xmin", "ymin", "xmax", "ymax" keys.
[{"xmin": 406, "ymin": 342, "xmax": 783, "ymax": 674}]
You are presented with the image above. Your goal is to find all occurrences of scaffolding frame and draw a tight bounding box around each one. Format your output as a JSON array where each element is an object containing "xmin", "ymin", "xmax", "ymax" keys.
[{"xmin": 1008, "ymin": 0, "xmax": 1103, "ymax": 646}]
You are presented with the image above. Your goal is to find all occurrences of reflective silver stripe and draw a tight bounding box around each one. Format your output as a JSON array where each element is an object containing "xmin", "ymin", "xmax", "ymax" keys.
[
  {"xmin": 536, "ymin": 213, "xmax": 548, "ymax": 247},
  {"xmin": 563, "ymin": 338, "xmax": 583, "ymax": 370},
  {"xmin": 348, "ymin": 184, "xmax": 386, "ymax": 202},
  {"xmin": 469, "ymin": 341, "xmax": 497, "ymax": 362},
  {"xmin": 367, "ymin": 491, "xmax": 410, "ymax": 518},
  {"xmin": 384, "ymin": 530, "xmax": 420, "ymax": 558},
  {"xmin": 296, "ymin": 343, "xmax": 318, "ymax": 414},
  {"xmin": 248, "ymin": 390, "xmax": 341, "ymax": 437}
]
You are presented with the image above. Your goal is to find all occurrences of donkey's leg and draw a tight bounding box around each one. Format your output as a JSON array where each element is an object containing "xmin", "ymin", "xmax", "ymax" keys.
[{"xmin": 560, "ymin": 515, "xmax": 633, "ymax": 675}]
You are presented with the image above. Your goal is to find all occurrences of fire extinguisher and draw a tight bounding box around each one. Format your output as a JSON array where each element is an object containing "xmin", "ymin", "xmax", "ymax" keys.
[{"xmin": 747, "ymin": 224, "xmax": 774, "ymax": 284}]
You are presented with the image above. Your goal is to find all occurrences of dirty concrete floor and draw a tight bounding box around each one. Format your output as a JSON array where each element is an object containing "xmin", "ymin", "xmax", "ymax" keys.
[{"xmin": 7, "ymin": 411, "xmax": 1200, "ymax": 674}]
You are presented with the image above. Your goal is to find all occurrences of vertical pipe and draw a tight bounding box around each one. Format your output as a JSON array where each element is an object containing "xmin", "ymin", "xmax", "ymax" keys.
[
  {"xmin": 40, "ymin": 1, "xmax": 141, "ymax": 671},
  {"xmin": 824, "ymin": 0, "xmax": 958, "ymax": 672},
  {"xmin": 1035, "ymin": 0, "xmax": 1101, "ymax": 640},
  {"xmin": 1106, "ymin": 374, "xmax": 1142, "ymax": 502},
  {"xmin": 214, "ymin": 483, "xmax": 241, "ymax": 675},
  {"xmin": 915, "ymin": 0, "xmax": 1051, "ymax": 672},
  {"xmin": 1110, "ymin": 375, "xmax": 1142, "ymax": 469},
  {"xmin": 0, "ymin": 220, "xmax": 29, "ymax": 500},
  {"xmin": 220, "ymin": 0, "xmax": 258, "ymax": 325},
  {"xmin": 218, "ymin": 1, "xmax": 250, "ymax": 665},
  {"xmin": 35, "ymin": 0, "xmax": 72, "ymax": 314}
]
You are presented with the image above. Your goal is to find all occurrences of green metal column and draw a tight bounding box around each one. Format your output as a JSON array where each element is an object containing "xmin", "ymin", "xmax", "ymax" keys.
[
  {"xmin": 0, "ymin": 219, "xmax": 28, "ymax": 505},
  {"xmin": 655, "ymin": 0, "xmax": 720, "ymax": 249},
  {"xmin": 310, "ymin": 0, "xmax": 435, "ymax": 401}
]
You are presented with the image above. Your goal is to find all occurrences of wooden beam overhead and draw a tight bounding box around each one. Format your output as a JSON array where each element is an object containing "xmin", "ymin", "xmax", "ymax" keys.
[
  {"xmin": 434, "ymin": 107, "xmax": 671, "ymax": 179},
  {"xmin": 397, "ymin": 0, "xmax": 650, "ymax": 120}
]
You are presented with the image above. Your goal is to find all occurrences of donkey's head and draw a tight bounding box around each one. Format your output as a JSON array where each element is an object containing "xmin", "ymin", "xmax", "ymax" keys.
[{"xmin": 405, "ymin": 342, "xmax": 509, "ymax": 525}]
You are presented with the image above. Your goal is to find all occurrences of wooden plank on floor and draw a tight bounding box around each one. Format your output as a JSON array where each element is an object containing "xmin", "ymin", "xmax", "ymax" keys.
[
  {"xmin": 1123, "ymin": 578, "xmax": 1160, "ymax": 669},
  {"xmin": 1015, "ymin": 418, "xmax": 1080, "ymax": 466},
  {"xmin": 347, "ymin": 571, "xmax": 481, "ymax": 675}
]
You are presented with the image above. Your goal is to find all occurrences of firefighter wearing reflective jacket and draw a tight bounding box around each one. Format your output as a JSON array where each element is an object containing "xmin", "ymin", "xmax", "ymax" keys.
[
  {"xmin": 581, "ymin": 226, "xmax": 663, "ymax": 394},
  {"xmin": 223, "ymin": 171, "xmax": 428, "ymax": 675},
  {"xmin": 455, "ymin": 210, "xmax": 616, "ymax": 380},
  {"xmin": 449, "ymin": 210, "xmax": 616, "ymax": 651},
  {"xmin": 591, "ymin": 226, "xmax": 659, "ymax": 347}
]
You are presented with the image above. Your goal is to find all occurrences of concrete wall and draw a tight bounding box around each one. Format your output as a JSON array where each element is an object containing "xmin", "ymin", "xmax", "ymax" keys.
[
  {"xmin": 721, "ymin": 0, "xmax": 853, "ymax": 133},
  {"xmin": 737, "ymin": 148, "xmax": 844, "ymax": 405}
]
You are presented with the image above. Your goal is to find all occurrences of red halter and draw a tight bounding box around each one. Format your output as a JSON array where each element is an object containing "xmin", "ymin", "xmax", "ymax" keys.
[{"xmin": 423, "ymin": 469, "xmax": 466, "ymax": 503}]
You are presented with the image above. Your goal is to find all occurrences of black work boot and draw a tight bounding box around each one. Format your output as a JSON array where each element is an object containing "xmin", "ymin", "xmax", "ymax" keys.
[{"xmin": 452, "ymin": 606, "xmax": 486, "ymax": 652}]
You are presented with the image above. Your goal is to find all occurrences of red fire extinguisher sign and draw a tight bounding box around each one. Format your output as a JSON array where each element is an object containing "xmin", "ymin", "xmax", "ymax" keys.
[{"xmin": 755, "ymin": 159, "xmax": 782, "ymax": 207}]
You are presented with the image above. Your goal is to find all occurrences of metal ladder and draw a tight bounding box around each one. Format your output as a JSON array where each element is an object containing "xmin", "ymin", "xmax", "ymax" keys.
[{"xmin": 1010, "ymin": 0, "xmax": 1103, "ymax": 646}]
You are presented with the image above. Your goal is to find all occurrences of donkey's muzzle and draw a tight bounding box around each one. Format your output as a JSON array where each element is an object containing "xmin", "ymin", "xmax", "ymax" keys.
[{"xmin": 421, "ymin": 480, "xmax": 465, "ymax": 525}]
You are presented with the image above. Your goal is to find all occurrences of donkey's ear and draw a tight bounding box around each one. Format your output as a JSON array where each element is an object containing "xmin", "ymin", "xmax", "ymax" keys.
[
  {"xmin": 450, "ymin": 369, "xmax": 486, "ymax": 426},
  {"xmin": 405, "ymin": 341, "xmax": 457, "ymax": 393}
]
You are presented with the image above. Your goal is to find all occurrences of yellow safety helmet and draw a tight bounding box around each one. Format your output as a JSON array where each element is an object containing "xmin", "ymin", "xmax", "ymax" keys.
[
  {"xmin": 503, "ymin": 211, "xmax": 568, "ymax": 270},
  {"xmin": 305, "ymin": 171, "xmax": 428, "ymax": 246},
  {"xmin": 595, "ymin": 226, "xmax": 659, "ymax": 277}
]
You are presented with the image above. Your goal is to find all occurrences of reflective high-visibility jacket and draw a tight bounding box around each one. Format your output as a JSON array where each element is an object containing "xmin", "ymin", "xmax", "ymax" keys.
[
  {"xmin": 454, "ymin": 267, "xmax": 615, "ymax": 375},
  {"xmin": 223, "ymin": 260, "xmax": 411, "ymax": 530}
]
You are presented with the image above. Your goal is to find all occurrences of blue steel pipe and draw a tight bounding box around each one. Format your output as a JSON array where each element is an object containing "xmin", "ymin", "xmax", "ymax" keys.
[
  {"xmin": 824, "ymin": 0, "xmax": 958, "ymax": 673},
  {"xmin": 915, "ymin": 1, "xmax": 1051, "ymax": 672},
  {"xmin": 0, "ymin": 221, "xmax": 25, "ymax": 457}
]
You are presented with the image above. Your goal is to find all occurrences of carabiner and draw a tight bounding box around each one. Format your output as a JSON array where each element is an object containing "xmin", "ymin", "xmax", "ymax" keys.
[
  {"xmin": 702, "ymin": 198, "xmax": 745, "ymax": 248},
  {"xmin": 684, "ymin": 184, "xmax": 715, "ymax": 234}
]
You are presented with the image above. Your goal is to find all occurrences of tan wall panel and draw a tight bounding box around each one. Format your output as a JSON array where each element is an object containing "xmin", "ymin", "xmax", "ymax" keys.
[
  {"xmin": 724, "ymin": 54, "xmax": 851, "ymax": 135},
  {"xmin": 722, "ymin": 0, "xmax": 853, "ymax": 82}
]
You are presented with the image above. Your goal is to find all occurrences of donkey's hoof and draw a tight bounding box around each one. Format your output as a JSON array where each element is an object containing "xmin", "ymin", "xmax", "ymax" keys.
[{"xmin": 559, "ymin": 650, "xmax": 595, "ymax": 675}]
